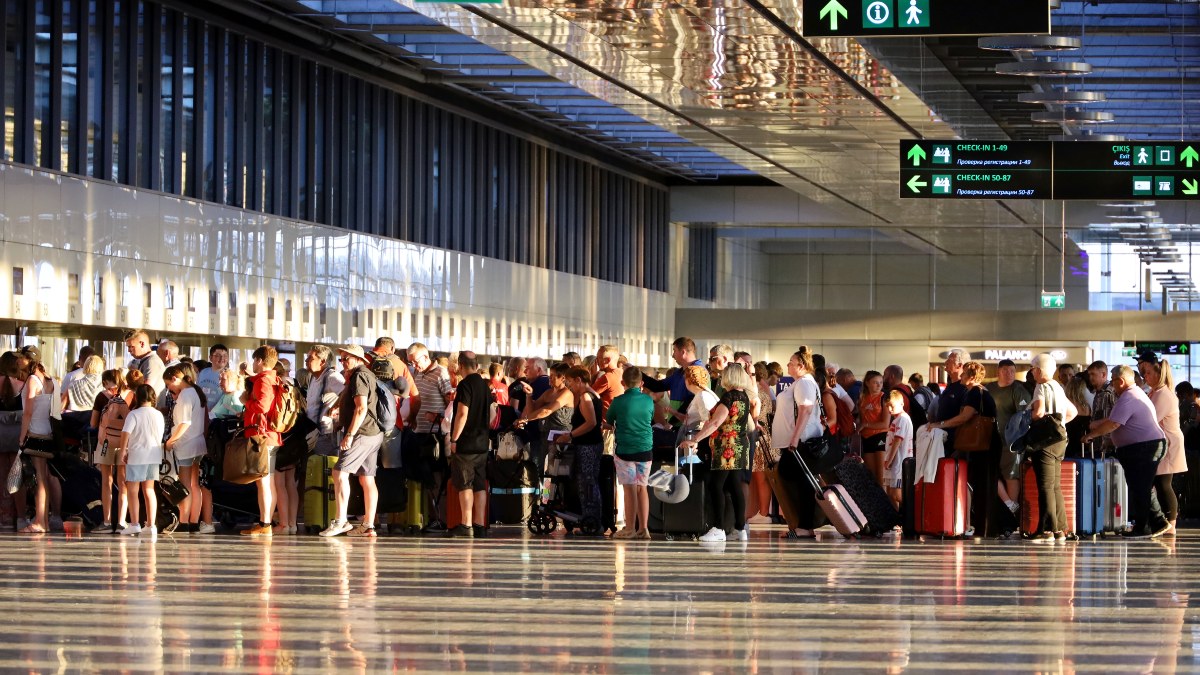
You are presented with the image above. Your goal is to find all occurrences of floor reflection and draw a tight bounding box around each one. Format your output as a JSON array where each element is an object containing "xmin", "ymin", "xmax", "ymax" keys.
[{"xmin": 0, "ymin": 530, "xmax": 1196, "ymax": 672}]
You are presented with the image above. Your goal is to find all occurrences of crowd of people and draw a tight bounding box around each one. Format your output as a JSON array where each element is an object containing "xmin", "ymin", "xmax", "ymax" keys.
[{"xmin": 0, "ymin": 332, "xmax": 1193, "ymax": 543}]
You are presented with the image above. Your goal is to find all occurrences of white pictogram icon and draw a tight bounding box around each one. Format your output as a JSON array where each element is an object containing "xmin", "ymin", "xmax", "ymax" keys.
[
  {"xmin": 905, "ymin": 0, "xmax": 922, "ymax": 24},
  {"xmin": 866, "ymin": 1, "xmax": 890, "ymax": 24},
  {"xmin": 1137, "ymin": 147, "xmax": 1149, "ymax": 164}
]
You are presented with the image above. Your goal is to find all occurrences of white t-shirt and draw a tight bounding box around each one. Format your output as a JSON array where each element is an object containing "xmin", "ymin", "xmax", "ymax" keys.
[
  {"xmin": 885, "ymin": 411, "xmax": 914, "ymax": 484},
  {"xmin": 122, "ymin": 406, "xmax": 165, "ymax": 467},
  {"xmin": 171, "ymin": 387, "xmax": 207, "ymax": 460},
  {"xmin": 772, "ymin": 375, "xmax": 822, "ymax": 448},
  {"xmin": 684, "ymin": 389, "xmax": 721, "ymax": 432},
  {"xmin": 1033, "ymin": 380, "xmax": 1076, "ymax": 419}
]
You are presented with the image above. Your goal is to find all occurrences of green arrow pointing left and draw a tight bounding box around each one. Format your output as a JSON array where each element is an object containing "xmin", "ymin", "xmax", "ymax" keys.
[
  {"xmin": 907, "ymin": 145, "xmax": 927, "ymax": 167},
  {"xmin": 819, "ymin": 0, "xmax": 849, "ymax": 31},
  {"xmin": 1184, "ymin": 178, "xmax": 1199, "ymax": 196},
  {"xmin": 1181, "ymin": 146, "xmax": 1199, "ymax": 168},
  {"xmin": 907, "ymin": 175, "xmax": 927, "ymax": 193}
]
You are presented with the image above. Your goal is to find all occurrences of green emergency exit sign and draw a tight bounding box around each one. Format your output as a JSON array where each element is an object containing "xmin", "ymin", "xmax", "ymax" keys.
[{"xmin": 1040, "ymin": 293, "xmax": 1066, "ymax": 310}]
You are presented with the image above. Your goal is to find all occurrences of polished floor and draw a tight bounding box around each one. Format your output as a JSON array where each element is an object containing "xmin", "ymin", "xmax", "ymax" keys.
[{"xmin": 3, "ymin": 525, "xmax": 1198, "ymax": 673}]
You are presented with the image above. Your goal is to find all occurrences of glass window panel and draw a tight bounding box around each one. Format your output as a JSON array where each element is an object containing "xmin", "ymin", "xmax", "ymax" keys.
[{"xmin": 12, "ymin": 267, "xmax": 24, "ymax": 295}]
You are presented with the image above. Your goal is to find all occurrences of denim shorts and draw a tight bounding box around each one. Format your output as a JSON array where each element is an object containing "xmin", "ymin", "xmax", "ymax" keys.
[
  {"xmin": 125, "ymin": 463, "xmax": 158, "ymax": 482},
  {"xmin": 176, "ymin": 454, "xmax": 200, "ymax": 468}
]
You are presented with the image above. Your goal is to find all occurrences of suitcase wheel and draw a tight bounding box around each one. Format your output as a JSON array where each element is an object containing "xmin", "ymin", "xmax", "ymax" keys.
[{"xmin": 527, "ymin": 512, "xmax": 556, "ymax": 535}]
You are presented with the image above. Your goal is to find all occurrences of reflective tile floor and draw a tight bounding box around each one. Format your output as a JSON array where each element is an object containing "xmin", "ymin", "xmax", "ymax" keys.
[{"xmin": 2, "ymin": 526, "xmax": 1199, "ymax": 673}]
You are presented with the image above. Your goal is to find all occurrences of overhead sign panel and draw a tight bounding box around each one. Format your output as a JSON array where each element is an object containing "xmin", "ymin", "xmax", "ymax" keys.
[
  {"xmin": 803, "ymin": 0, "xmax": 1051, "ymax": 38},
  {"xmin": 899, "ymin": 141, "xmax": 1200, "ymax": 200},
  {"xmin": 1054, "ymin": 142, "xmax": 1200, "ymax": 201},
  {"xmin": 898, "ymin": 140, "xmax": 1053, "ymax": 200}
]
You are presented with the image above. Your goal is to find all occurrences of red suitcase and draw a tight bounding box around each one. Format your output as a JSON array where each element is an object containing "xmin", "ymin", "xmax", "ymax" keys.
[
  {"xmin": 916, "ymin": 458, "xmax": 968, "ymax": 537},
  {"xmin": 447, "ymin": 480, "xmax": 490, "ymax": 529},
  {"xmin": 1020, "ymin": 459, "xmax": 1076, "ymax": 535}
]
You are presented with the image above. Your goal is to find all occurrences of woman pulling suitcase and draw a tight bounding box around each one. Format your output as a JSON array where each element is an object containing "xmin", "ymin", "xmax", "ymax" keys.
[{"xmin": 768, "ymin": 347, "xmax": 826, "ymax": 539}]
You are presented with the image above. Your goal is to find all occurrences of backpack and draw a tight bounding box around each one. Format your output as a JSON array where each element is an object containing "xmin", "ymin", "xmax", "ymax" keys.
[
  {"xmin": 831, "ymin": 392, "xmax": 855, "ymax": 438},
  {"xmin": 914, "ymin": 385, "xmax": 938, "ymax": 419},
  {"xmin": 267, "ymin": 379, "xmax": 304, "ymax": 434},
  {"xmin": 895, "ymin": 386, "xmax": 928, "ymax": 429},
  {"xmin": 373, "ymin": 380, "xmax": 398, "ymax": 431},
  {"xmin": 99, "ymin": 392, "xmax": 132, "ymax": 450}
]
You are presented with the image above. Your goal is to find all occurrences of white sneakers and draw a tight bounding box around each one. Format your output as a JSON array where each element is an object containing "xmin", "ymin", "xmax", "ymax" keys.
[
  {"xmin": 746, "ymin": 514, "xmax": 773, "ymax": 525},
  {"xmin": 319, "ymin": 519, "xmax": 353, "ymax": 537},
  {"xmin": 698, "ymin": 527, "xmax": 726, "ymax": 542},
  {"xmin": 735, "ymin": 526, "xmax": 749, "ymax": 541},
  {"xmin": 119, "ymin": 523, "xmax": 142, "ymax": 536},
  {"xmin": 139, "ymin": 526, "xmax": 158, "ymax": 539},
  {"xmin": 196, "ymin": 522, "xmax": 216, "ymax": 535}
]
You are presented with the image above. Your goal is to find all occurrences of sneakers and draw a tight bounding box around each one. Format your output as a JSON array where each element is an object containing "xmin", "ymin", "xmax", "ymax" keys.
[
  {"xmin": 746, "ymin": 514, "xmax": 773, "ymax": 525},
  {"xmin": 319, "ymin": 519, "xmax": 353, "ymax": 538},
  {"xmin": 423, "ymin": 520, "xmax": 447, "ymax": 534},
  {"xmin": 449, "ymin": 525, "xmax": 474, "ymax": 538},
  {"xmin": 119, "ymin": 523, "xmax": 142, "ymax": 537},
  {"xmin": 734, "ymin": 527, "xmax": 749, "ymax": 541},
  {"xmin": 139, "ymin": 525, "xmax": 158, "ymax": 538},
  {"xmin": 346, "ymin": 524, "xmax": 377, "ymax": 538},
  {"xmin": 196, "ymin": 522, "xmax": 216, "ymax": 535},
  {"xmin": 472, "ymin": 525, "xmax": 488, "ymax": 538},
  {"xmin": 91, "ymin": 521, "xmax": 113, "ymax": 534},
  {"xmin": 1054, "ymin": 531, "xmax": 1067, "ymax": 542},
  {"xmin": 698, "ymin": 527, "xmax": 726, "ymax": 542},
  {"xmin": 1028, "ymin": 531, "xmax": 1055, "ymax": 543},
  {"xmin": 1121, "ymin": 530, "xmax": 1153, "ymax": 540},
  {"xmin": 240, "ymin": 522, "xmax": 274, "ymax": 537}
]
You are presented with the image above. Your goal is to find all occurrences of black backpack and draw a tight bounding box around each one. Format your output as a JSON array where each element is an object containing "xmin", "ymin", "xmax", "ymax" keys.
[{"xmin": 897, "ymin": 387, "xmax": 927, "ymax": 429}]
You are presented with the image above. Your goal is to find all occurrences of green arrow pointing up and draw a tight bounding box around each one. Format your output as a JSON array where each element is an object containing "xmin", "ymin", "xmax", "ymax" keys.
[
  {"xmin": 907, "ymin": 174, "xmax": 927, "ymax": 193},
  {"xmin": 907, "ymin": 145, "xmax": 927, "ymax": 167},
  {"xmin": 819, "ymin": 0, "xmax": 849, "ymax": 31},
  {"xmin": 1182, "ymin": 146, "xmax": 1199, "ymax": 168},
  {"xmin": 1184, "ymin": 178, "xmax": 1199, "ymax": 196}
]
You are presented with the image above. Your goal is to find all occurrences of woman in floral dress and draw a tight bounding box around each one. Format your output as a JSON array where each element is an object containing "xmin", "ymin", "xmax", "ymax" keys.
[{"xmin": 680, "ymin": 364, "xmax": 760, "ymax": 543}]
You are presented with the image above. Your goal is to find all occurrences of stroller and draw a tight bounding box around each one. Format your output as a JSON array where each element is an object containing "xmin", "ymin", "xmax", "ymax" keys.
[{"xmin": 527, "ymin": 444, "xmax": 603, "ymax": 536}]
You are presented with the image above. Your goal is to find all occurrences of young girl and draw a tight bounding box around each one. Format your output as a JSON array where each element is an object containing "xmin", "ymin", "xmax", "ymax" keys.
[
  {"xmin": 882, "ymin": 391, "xmax": 913, "ymax": 511},
  {"xmin": 119, "ymin": 385, "xmax": 165, "ymax": 537},
  {"xmin": 858, "ymin": 371, "xmax": 890, "ymax": 487}
]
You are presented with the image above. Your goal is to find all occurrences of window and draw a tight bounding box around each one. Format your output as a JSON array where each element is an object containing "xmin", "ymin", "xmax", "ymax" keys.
[
  {"xmin": 12, "ymin": 268, "xmax": 24, "ymax": 296},
  {"xmin": 318, "ymin": 303, "xmax": 326, "ymax": 325},
  {"xmin": 285, "ymin": 299, "xmax": 293, "ymax": 322},
  {"xmin": 144, "ymin": 283, "xmax": 153, "ymax": 308},
  {"xmin": 247, "ymin": 303, "xmax": 256, "ymax": 320},
  {"xmin": 228, "ymin": 292, "xmax": 237, "ymax": 313},
  {"xmin": 367, "ymin": 309, "xmax": 373, "ymax": 330},
  {"xmin": 382, "ymin": 309, "xmax": 388, "ymax": 331},
  {"xmin": 68, "ymin": 274, "xmax": 81, "ymax": 303},
  {"xmin": 352, "ymin": 309, "xmax": 359, "ymax": 329},
  {"xmin": 302, "ymin": 301, "xmax": 310, "ymax": 323},
  {"xmin": 93, "ymin": 274, "xmax": 103, "ymax": 306},
  {"xmin": 187, "ymin": 288, "xmax": 196, "ymax": 312},
  {"xmin": 209, "ymin": 290, "xmax": 219, "ymax": 312},
  {"xmin": 165, "ymin": 285, "xmax": 174, "ymax": 310},
  {"xmin": 411, "ymin": 312, "xmax": 419, "ymax": 338},
  {"xmin": 267, "ymin": 297, "xmax": 275, "ymax": 320}
]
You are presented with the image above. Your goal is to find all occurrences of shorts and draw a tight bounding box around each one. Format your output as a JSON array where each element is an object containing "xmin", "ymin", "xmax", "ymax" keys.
[
  {"xmin": 176, "ymin": 454, "xmax": 200, "ymax": 468},
  {"xmin": 1000, "ymin": 445, "xmax": 1021, "ymax": 480},
  {"xmin": 861, "ymin": 433, "xmax": 887, "ymax": 455},
  {"xmin": 614, "ymin": 457, "xmax": 651, "ymax": 486},
  {"xmin": 126, "ymin": 463, "xmax": 158, "ymax": 482},
  {"xmin": 335, "ymin": 432, "xmax": 383, "ymax": 477},
  {"xmin": 450, "ymin": 452, "xmax": 488, "ymax": 492},
  {"xmin": 93, "ymin": 441, "xmax": 125, "ymax": 466}
]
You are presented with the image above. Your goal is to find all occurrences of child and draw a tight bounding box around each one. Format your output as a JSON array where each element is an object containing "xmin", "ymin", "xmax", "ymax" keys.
[
  {"xmin": 118, "ymin": 384, "xmax": 165, "ymax": 538},
  {"xmin": 882, "ymin": 390, "xmax": 913, "ymax": 510}
]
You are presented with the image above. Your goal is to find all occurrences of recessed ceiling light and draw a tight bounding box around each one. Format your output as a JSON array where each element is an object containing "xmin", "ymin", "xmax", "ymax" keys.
[
  {"xmin": 978, "ymin": 36, "xmax": 1081, "ymax": 52},
  {"xmin": 997, "ymin": 59, "xmax": 1093, "ymax": 77},
  {"xmin": 1018, "ymin": 90, "xmax": 1106, "ymax": 105},
  {"xmin": 1032, "ymin": 110, "xmax": 1115, "ymax": 124}
]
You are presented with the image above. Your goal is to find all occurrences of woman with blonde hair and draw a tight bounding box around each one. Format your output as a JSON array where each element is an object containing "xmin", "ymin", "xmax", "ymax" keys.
[
  {"xmin": 680, "ymin": 363, "xmax": 759, "ymax": 542},
  {"xmin": 1064, "ymin": 374, "xmax": 1092, "ymax": 458},
  {"xmin": 1138, "ymin": 354, "xmax": 1188, "ymax": 534}
]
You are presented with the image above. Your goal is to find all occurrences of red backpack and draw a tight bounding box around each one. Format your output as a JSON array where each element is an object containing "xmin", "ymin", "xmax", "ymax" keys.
[{"xmin": 829, "ymin": 391, "xmax": 856, "ymax": 438}]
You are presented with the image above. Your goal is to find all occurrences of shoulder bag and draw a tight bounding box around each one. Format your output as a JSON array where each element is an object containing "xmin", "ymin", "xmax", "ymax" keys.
[
  {"xmin": 1024, "ymin": 383, "xmax": 1067, "ymax": 452},
  {"xmin": 952, "ymin": 386, "xmax": 995, "ymax": 453},
  {"xmin": 797, "ymin": 386, "xmax": 845, "ymax": 474},
  {"xmin": 222, "ymin": 432, "xmax": 272, "ymax": 484}
]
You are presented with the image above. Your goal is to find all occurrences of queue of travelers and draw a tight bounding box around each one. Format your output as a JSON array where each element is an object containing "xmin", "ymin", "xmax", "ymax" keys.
[{"xmin": 0, "ymin": 331, "xmax": 1192, "ymax": 543}]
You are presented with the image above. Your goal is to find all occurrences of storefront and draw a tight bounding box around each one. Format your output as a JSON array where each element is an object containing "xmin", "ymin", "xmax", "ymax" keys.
[{"xmin": 926, "ymin": 345, "xmax": 1092, "ymax": 386}]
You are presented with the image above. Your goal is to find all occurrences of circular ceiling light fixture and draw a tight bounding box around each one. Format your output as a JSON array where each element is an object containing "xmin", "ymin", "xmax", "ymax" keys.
[
  {"xmin": 1032, "ymin": 110, "xmax": 1115, "ymax": 124},
  {"xmin": 978, "ymin": 35, "xmax": 1081, "ymax": 52},
  {"xmin": 997, "ymin": 59, "xmax": 1093, "ymax": 77},
  {"xmin": 1018, "ymin": 89, "xmax": 1106, "ymax": 105}
]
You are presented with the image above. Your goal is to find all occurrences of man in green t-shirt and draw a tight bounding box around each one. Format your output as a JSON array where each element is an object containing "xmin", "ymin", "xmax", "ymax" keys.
[
  {"xmin": 605, "ymin": 366, "xmax": 656, "ymax": 540},
  {"xmin": 986, "ymin": 358, "xmax": 1031, "ymax": 516}
]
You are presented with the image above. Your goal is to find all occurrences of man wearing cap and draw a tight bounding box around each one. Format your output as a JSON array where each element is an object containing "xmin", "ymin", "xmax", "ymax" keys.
[
  {"xmin": 446, "ymin": 351, "xmax": 490, "ymax": 537},
  {"xmin": 1083, "ymin": 364, "xmax": 1170, "ymax": 539},
  {"xmin": 319, "ymin": 344, "xmax": 384, "ymax": 538}
]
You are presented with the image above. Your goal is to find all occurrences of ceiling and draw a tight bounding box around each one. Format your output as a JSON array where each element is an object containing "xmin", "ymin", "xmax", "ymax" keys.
[{"xmin": 236, "ymin": 0, "xmax": 1196, "ymax": 258}]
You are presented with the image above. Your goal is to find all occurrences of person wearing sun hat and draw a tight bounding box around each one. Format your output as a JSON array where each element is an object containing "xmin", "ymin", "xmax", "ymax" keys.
[{"xmin": 320, "ymin": 344, "xmax": 384, "ymax": 538}]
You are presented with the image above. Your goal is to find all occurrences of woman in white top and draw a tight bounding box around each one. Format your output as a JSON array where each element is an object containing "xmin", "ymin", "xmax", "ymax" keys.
[
  {"xmin": 17, "ymin": 356, "xmax": 56, "ymax": 534},
  {"xmin": 163, "ymin": 364, "xmax": 209, "ymax": 533},
  {"xmin": 681, "ymin": 365, "xmax": 721, "ymax": 439},
  {"xmin": 119, "ymin": 384, "xmax": 166, "ymax": 537},
  {"xmin": 770, "ymin": 347, "xmax": 823, "ymax": 539},
  {"xmin": 1026, "ymin": 354, "xmax": 1078, "ymax": 543},
  {"xmin": 1139, "ymin": 355, "xmax": 1188, "ymax": 534}
]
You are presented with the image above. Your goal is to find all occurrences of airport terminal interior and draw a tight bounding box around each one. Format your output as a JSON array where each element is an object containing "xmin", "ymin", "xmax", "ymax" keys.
[{"xmin": 2, "ymin": 0, "xmax": 1200, "ymax": 671}]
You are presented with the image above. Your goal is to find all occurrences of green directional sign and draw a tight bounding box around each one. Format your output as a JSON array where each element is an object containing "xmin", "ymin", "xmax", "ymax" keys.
[
  {"xmin": 1184, "ymin": 179, "xmax": 1199, "ymax": 196},
  {"xmin": 899, "ymin": 140, "xmax": 1053, "ymax": 199},
  {"xmin": 802, "ymin": 0, "xmax": 1049, "ymax": 37},
  {"xmin": 907, "ymin": 144, "xmax": 927, "ymax": 166},
  {"xmin": 1055, "ymin": 142, "xmax": 1200, "ymax": 201},
  {"xmin": 1182, "ymin": 146, "xmax": 1199, "ymax": 168},
  {"xmin": 1041, "ymin": 293, "xmax": 1066, "ymax": 310},
  {"xmin": 1124, "ymin": 342, "xmax": 1190, "ymax": 356},
  {"xmin": 906, "ymin": 174, "xmax": 927, "ymax": 194}
]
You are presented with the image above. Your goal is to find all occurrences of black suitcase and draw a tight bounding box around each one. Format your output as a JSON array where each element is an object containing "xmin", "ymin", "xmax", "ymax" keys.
[
  {"xmin": 374, "ymin": 467, "xmax": 408, "ymax": 514},
  {"xmin": 488, "ymin": 458, "xmax": 539, "ymax": 524},
  {"xmin": 210, "ymin": 479, "xmax": 260, "ymax": 529},
  {"xmin": 648, "ymin": 461, "xmax": 735, "ymax": 538},
  {"xmin": 901, "ymin": 457, "xmax": 917, "ymax": 537},
  {"xmin": 832, "ymin": 455, "xmax": 900, "ymax": 534},
  {"xmin": 598, "ymin": 454, "xmax": 617, "ymax": 533},
  {"xmin": 53, "ymin": 460, "xmax": 110, "ymax": 528}
]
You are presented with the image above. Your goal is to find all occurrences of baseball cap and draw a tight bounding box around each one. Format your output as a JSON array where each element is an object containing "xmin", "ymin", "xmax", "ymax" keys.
[{"xmin": 1134, "ymin": 349, "xmax": 1160, "ymax": 365}]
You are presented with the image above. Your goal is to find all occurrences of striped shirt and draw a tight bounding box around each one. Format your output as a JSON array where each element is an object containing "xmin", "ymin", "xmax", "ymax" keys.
[{"xmin": 412, "ymin": 364, "xmax": 452, "ymax": 434}]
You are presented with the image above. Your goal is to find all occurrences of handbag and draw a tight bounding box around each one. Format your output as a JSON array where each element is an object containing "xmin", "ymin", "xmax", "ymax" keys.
[
  {"xmin": 1023, "ymin": 384, "xmax": 1067, "ymax": 452},
  {"xmin": 952, "ymin": 387, "xmax": 995, "ymax": 453},
  {"xmin": 158, "ymin": 451, "xmax": 190, "ymax": 506},
  {"xmin": 796, "ymin": 389, "xmax": 845, "ymax": 474},
  {"xmin": 6, "ymin": 449, "xmax": 22, "ymax": 494},
  {"xmin": 222, "ymin": 434, "xmax": 271, "ymax": 484}
]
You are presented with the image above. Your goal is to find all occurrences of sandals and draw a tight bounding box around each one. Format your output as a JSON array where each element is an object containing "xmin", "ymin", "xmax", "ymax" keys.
[{"xmin": 18, "ymin": 524, "xmax": 46, "ymax": 534}]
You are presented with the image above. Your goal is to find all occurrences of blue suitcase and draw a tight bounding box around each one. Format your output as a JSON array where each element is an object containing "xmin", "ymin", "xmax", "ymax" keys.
[{"xmin": 1068, "ymin": 446, "xmax": 1106, "ymax": 536}]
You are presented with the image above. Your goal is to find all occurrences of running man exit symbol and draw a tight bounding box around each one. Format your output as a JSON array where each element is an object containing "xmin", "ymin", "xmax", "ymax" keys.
[
  {"xmin": 863, "ymin": 0, "xmax": 893, "ymax": 27},
  {"xmin": 904, "ymin": 0, "xmax": 930, "ymax": 27}
]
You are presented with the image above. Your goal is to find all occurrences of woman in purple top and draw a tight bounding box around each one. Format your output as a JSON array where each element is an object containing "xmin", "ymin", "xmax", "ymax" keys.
[{"xmin": 1084, "ymin": 365, "xmax": 1169, "ymax": 539}]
